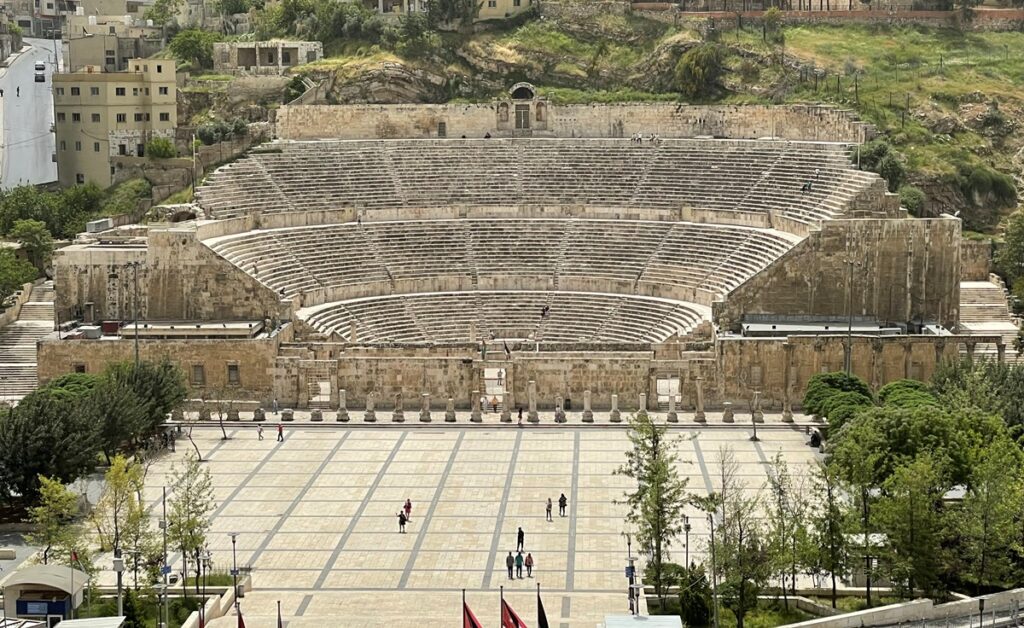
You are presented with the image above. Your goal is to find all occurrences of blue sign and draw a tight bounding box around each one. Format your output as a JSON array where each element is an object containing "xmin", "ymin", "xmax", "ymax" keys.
[
  {"xmin": 161, "ymin": 565, "xmax": 172, "ymax": 575},
  {"xmin": 625, "ymin": 566, "xmax": 635, "ymax": 579},
  {"xmin": 17, "ymin": 599, "xmax": 67, "ymax": 617}
]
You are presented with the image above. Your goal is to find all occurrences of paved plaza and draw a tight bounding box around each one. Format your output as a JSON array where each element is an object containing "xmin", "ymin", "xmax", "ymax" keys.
[{"xmin": 136, "ymin": 424, "xmax": 820, "ymax": 627}]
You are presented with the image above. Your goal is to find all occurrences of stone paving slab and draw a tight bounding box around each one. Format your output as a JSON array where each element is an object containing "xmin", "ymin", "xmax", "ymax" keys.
[{"xmin": 104, "ymin": 425, "xmax": 821, "ymax": 626}]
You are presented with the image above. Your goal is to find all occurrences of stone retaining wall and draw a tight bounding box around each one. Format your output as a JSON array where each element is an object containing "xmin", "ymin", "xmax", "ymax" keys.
[{"xmin": 633, "ymin": 7, "xmax": 1024, "ymax": 31}]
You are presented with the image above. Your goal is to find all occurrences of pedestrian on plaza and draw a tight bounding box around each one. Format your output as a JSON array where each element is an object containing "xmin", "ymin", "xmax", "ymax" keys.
[
  {"xmin": 481, "ymin": 395, "xmax": 488, "ymax": 413},
  {"xmin": 16, "ymin": 87, "xmax": 19, "ymax": 97},
  {"xmin": 517, "ymin": 527, "xmax": 525, "ymax": 551},
  {"xmin": 276, "ymin": 422, "xmax": 284, "ymax": 442},
  {"xmin": 517, "ymin": 407, "xmax": 523, "ymax": 426},
  {"xmin": 491, "ymin": 396, "xmax": 499, "ymax": 413},
  {"xmin": 404, "ymin": 498, "xmax": 412, "ymax": 521},
  {"xmin": 497, "ymin": 369, "xmax": 504, "ymax": 387},
  {"xmin": 515, "ymin": 551, "xmax": 524, "ymax": 578},
  {"xmin": 546, "ymin": 498, "xmax": 553, "ymax": 522},
  {"xmin": 273, "ymin": 398, "xmax": 279, "ymax": 415},
  {"xmin": 397, "ymin": 511, "xmax": 407, "ymax": 533},
  {"xmin": 525, "ymin": 553, "xmax": 534, "ymax": 578},
  {"xmin": 506, "ymin": 552, "xmax": 514, "ymax": 579},
  {"xmin": 558, "ymin": 493, "xmax": 567, "ymax": 517},
  {"xmin": 257, "ymin": 425, "xmax": 264, "ymax": 441}
]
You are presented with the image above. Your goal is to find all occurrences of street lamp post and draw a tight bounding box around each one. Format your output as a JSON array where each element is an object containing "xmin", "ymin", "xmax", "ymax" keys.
[
  {"xmin": 160, "ymin": 486, "xmax": 169, "ymax": 628},
  {"xmin": 683, "ymin": 515, "xmax": 691, "ymax": 568},
  {"xmin": 708, "ymin": 513, "xmax": 720, "ymax": 628},
  {"xmin": 624, "ymin": 533, "xmax": 637, "ymax": 615},
  {"xmin": 113, "ymin": 550, "xmax": 124, "ymax": 616},
  {"xmin": 229, "ymin": 532, "xmax": 240, "ymax": 615},
  {"xmin": 750, "ymin": 390, "xmax": 760, "ymax": 442}
]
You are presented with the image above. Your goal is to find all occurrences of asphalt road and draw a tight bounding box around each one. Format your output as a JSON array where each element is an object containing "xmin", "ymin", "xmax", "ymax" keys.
[{"xmin": 0, "ymin": 37, "xmax": 60, "ymax": 189}]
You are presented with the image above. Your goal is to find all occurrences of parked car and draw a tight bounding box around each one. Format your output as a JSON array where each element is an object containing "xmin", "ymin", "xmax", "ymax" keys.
[
  {"xmin": 34, "ymin": 72, "xmax": 44, "ymax": 82},
  {"xmin": 34, "ymin": 62, "xmax": 44, "ymax": 71}
]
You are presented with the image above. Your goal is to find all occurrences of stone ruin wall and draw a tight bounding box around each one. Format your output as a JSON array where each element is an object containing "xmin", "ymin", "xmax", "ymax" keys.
[
  {"xmin": 275, "ymin": 103, "xmax": 873, "ymax": 143},
  {"xmin": 961, "ymin": 238, "xmax": 994, "ymax": 281},
  {"xmin": 717, "ymin": 216, "xmax": 962, "ymax": 331}
]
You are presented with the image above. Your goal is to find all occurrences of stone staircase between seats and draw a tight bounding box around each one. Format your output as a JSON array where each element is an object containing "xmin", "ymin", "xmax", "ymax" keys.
[
  {"xmin": 0, "ymin": 281, "xmax": 54, "ymax": 400},
  {"xmin": 958, "ymin": 279, "xmax": 1021, "ymax": 362}
]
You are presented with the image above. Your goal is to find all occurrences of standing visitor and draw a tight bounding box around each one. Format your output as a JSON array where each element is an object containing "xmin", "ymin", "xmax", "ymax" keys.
[
  {"xmin": 506, "ymin": 552, "xmax": 514, "ymax": 579},
  {"xmin": 558, "ymin": 493, "xmax": 567, "ymax": 517},
  {"xmin": 546, "ymin": 498, "xmax": 553, "ymax": 522},
  {"xmin": 525, "ymin": 553, "xmax": 534, "ymax": 578},
  {"xmin": 515, "ymin": 551, "xmax": 524, "ymax": 579},
  {"xmin": 276, "ymin": 423, "xmax": 284, "ymax": 442}
]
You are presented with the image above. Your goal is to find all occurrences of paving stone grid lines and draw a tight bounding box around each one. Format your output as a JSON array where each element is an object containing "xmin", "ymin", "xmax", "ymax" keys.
[{"xmin": 131, "ymin": 427, "xmax": 818, "ymax": 628}]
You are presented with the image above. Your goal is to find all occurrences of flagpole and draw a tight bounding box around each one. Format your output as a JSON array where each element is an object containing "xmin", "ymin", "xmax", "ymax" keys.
[{"xmin": 500, "ymin": 585, "xmax": 504, "ymax": 628}]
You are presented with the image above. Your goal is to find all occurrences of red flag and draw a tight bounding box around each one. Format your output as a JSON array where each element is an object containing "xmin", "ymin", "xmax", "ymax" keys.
[
  {"xmin": 502, "ymin": 599, "xmax": 529, "ymax": 628},
  {"xmin": 537, "ymin": 589, "xmax": 549, "ymax": 628},
  {"xmin": 278, "ymin": 600, "xmax": 284, "ymax": 628},
  {"xmin": 463, "ymin": 601, "xmax": 484, "ymax": 628},
  {"xmin": 237, "ymin": 609, "xmax": 245, "ymax": 628}
]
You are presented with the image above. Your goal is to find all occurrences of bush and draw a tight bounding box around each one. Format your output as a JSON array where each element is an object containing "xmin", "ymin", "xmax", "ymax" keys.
[
  {"xmin": 145, "ymin": 137, "xmax": 176, "ymax": 159},
  {"xmin": 197, "ymin": 118, "xmax": 248, "ymax": 145},
  {"xmin": 959, "ymin": 164, "xmax": 1016, "ymax": 208},
  {"xmin": 736, "ymin": 59, "xmax": 761, "ymax": 84},
  {"xmin": 877, "ymin": 153, "xmax": 906, "ymax": 192},
  {"xmin": 675, "ymin": 44, "xmax": 724, "ymax": 100},
  {"xmin": 168, "ymin": 29, "xmax": 221, "ymax": 69},
  {"xmin": 898, "ymin": 185, "xmax": 925, "ymax": 215},
  {"xmin": 803, "ymin": 371, "xmax": 873, "ymax": 417}
]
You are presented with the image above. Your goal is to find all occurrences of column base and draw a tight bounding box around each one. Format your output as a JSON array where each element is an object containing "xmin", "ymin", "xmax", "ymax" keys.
[
  {"xmin": 500, "ymin": 410, "xmax": 512, "ymax": 423},
  {"xmin": 310, "ymin": 409, "xmax": 323, "ymax": 422},
  {"xmin": 554, "ymin": 410, "xmax": 566, "ymax": 423},
  {"xmin": 470, "ymin": 411, "xmax": 482, "ymax": 423},
  {"xmin": 722, "ymin": 409, "xmax": 734, "ymax": 423},
  {"xmin": 667, "ymin": 412, "xmax": 678, "ymax": 423},
  {"xmin": 336, "ymin": 410, "xmax": 349, "ymax": 422},
  {"xmin": 392, "ymin": 412, "xmax": 405, "ymax": 423},
  {"xmin": 609, "ymin": 410, "xmax": 621, "ymax": 423},
  {"xmin": 420, "ymin": 410, "xmax": 432, "ymax": 422},
  {"xmin": 694, "ymin": 411, "xmax": 706, "ymax": 424},
  {"xmin": 363, "ymin": 411, "xmax": 376, "ymax": 422},
  {"xmin": 782, "ymin": 410, "xmax": 794, "ymax": 423},
  {"xmin": 528, "ymin": 412, "xmax": 539, "ymax": 423},
  {"xmin": 445, "ymin": 411, "xmax": 457, "ymax": 422},
  {"xmin": 582, "ymin": 410, "xmax": 593, "ymax": 423}
]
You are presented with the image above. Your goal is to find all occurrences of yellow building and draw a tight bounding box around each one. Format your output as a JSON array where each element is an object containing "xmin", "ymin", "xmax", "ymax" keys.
[{"xmin": 53, "ymin": 59, "xmax": 177, "ymax": 188}]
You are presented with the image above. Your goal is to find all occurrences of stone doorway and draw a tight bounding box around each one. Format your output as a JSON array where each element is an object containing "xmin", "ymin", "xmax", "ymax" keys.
[
  {"xmin": 656, "ymin": 375, "xmax": 680, "ymax": 411},
  {"xmin": 483, "ymin": 366, "xmax": 508, "ymax": 411},
  {"xmin": 515, "ymin": 105, "xmax": 531, "ymax": 130}
]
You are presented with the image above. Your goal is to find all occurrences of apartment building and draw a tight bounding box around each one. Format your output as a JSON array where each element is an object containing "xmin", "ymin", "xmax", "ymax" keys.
[{"xmin": 53, "ymin": 58, "xmax": 176, "ymax": 187}]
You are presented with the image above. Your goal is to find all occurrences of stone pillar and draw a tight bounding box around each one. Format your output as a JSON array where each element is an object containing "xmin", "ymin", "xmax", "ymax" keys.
[
  {"xmin": 228, "ymin": 407, "xmax": 240, "ymax": 421},
  {"xmin": 310, "ymin": 408, "xmax": 322, "ymax": 422},
  {"xmin": 445, "ymin": 396, "xmax": 456, "ymax": 422},
  {"xmin": 281, "ymin": 408, "xmax": 293, "ymax": 422},
  {"xmin": 377, "ymin": 0, "xmax": 383, "ymax": 12},
  {"xmin": 500, "ymin": 395, "xmax": 512, "ymax": 423},
  {"xmin": 348, "ymin": 320, "xmax": 357, "ymax": 344},
  {"xmin": 364, "ymin": 391, "xmax": 376, "ymax": 422},
  {"xmin": 694, "ymin": 377, "xmax": 706, "ymax": 424},
  {"xmin": 753, "ymin": 391, "xmax": 764, "ymax": 423},
  {"xmin": 582, "ymin": 390, "xmax": 593, "ymax": 423},
  {"xmin": 722, "ymin": 401, "xmax": 734, "ymax": 423},
  {"xmin": 392, "ymin": 393, "xmax": 405, "ymax": 422},
  {"xmin": 470, "ymin": 390, "xmax": 482, "ymax": 423},
  {"xmin": 610, "ymin": 393, "xmax": 621, "ymax": 423},
  {"xmin": 666, "ymin": 392, "xmax": 678, "ymax": 423},
  {"xmin": 997, "ymin": 342, "xmax": 1006, "ymax": 364},
  {"xmin": 554, "ymin": 395, "xmax": 566, "ymax": 423},
  {"xmin": 419, "ymin": 393, "xmax": 431, "ymax": 422},
  {"xmin": 337, "ymin": 389, "xmax": 349, "ymax": 422},
  {"xmin": 639, "ymin": 392, "xmax": 647, "ymax": 414},
  {"xmin": 527, "ymin": 380, "xmax": 539, "ymax": 423}
]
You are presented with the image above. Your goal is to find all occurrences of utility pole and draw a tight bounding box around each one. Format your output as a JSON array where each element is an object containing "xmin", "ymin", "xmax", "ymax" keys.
[
  {"xmin": 230, "ymin": 532, "xmax": 240, "ymax": 615},
  {"xmin": 161, "ymin": 486, "xmax": 168, "ymax": 628},
  {"xmin": 709, "ymin": 513, "xmax": 720, "ymax": 628}
]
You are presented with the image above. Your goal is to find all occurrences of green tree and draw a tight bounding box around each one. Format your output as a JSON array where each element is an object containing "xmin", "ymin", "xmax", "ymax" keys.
[
  {"xmin": 803, "ymin": 371, "xmax": 873, "ymax": 418},
  {"xmin": 25, "ymin": 476, "xmax": 79, "ymax": 564},
  {"xmin": 765, "ymin": 452, "xmax": 810, "ymax": 608},
  {"xmin": 10, "ymin": 219, "xmax": 54, "ymax": 272},
  {"xmin": 997, "ymin": 211, "xmax": 1024, "ymax": 284},
  {"xmin": 167, "ymin": 454, "xmax": 215, "ymax": 598},
  {"xmin": 953, "ymin": 436, "xmax": 1023, "ymax": 591},
  {"xmin": 877, "ymin": 153, "xmax": 906, "ymax": 193},
  {"xmin": 875, "ymin": 456, "xmax": 947, "ymax": 598},
  {"xmin": 0, "ymin": 248, "xmax": 38, "ymax": 303},
  {"xmin": 168, "ymin": 29, "xmax": 220, "ymax": 69},
  {"xmin": 808, "ymin": 462, "xmax": 849, "ymax": 608},
  {"xmin": 677, "ymin": 563, "xmax": 712, "ymax": 626},
  {"xmin": 122, "ymin": 589, "xmax": 147, "ymax": 628},
  {"xmin": 146, "ymin": 0, "xmax": 185, "ymax": 26},
  {"xmin": 85, "ymin": 377, "xmax": 147, "ymax": 463},
  {"xmin": 93, "ymin": 456, "xmax": 145, "ymax": 554},
  {"xmin": 0, "ymin": 390, "xmax": 100, "ymax": 502},
  {"xmin": 145, "ymin": 137, "xmax": 176, "ymax": 159},
  {"xmin": 105, "ymin": 359, "xmax": 187, "ymax": 437},
  {"xmin": 898, "ymin": 185, "xmax": 925, "ymax": 215},
  {"xmin": 121, "ymin": 497, "xmax": 162, "ymax": 589},
  {"xmin": 675, "ymin": 44, "xmax": 724, "ymax": 100},
  {"xmin": 616, "ymin": 411, "xmax": 694, "ymax": 607}
]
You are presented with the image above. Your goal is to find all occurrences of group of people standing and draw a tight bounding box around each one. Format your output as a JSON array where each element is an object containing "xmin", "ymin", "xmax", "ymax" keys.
[{"xmin": 504, "ymin": 493, "xmax": 569, "ymax": 582}]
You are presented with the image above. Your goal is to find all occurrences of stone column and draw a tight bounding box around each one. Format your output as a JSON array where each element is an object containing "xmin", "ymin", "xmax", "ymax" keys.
[
  {"xmin": 694, "ymin": 377, "xmax": 706, "ymax": 424},
  {"xmin": 445, "ymin": 396, "xmax": 456, "ymax": 422},
  {"xmin": 420, "ymin": 393, "xmax": 431, "ymax": 422},
  {"xmin": 610, "ymin": 393, "xmax": 621, "ymax": 423},
  {"xmin": 470, "ymin": 390, "xmax": 482, "ymax": 422},
  {"xmin": 997, "ymin": 342, "xmax": 1006, "ymax": 364},
  {"xmin": 667, "ymin": 392, "xmax": 678, "ymax": 423},
  {"xmin": 377, "ymin": 0, "xmax": 384, "ymax": 12},
  {"xmin": 500, "ymin": 395, "xmax": 512, "ymax": 423},
  {"xmin": 392, "ymin": 393, "xmax": 405, "ymax": 422},
  {"xmin": 753, "ymin": 391, "xmax": 764, "ymax": 423},
  {"xmin": 348, "ymin": 320, "xmax": 358, "ymax": 344},
  {"xmin": 337, "ymin": 389, "xmax": 349, "ymax": 422},
  {"xmin": 364, "ymin": 391, "xmax": 376, "ymax": 422},
  {"xmin": 582, "ymin": 390, "xmax": 593, "ymax": 423},
  {"xmin": 554, "ymin": 395, "xmax": 566, "ymax": 423},
  {"xmin": 722, "ymin": 401, "xmax": 734, "ymax": 423},
  {"xmin": 639, "ymin": 392, "xmax": 647, "ymax": 415},
  {"xmin": 527, "ymin": 380, "xmax": 539, "ymax": 423}
]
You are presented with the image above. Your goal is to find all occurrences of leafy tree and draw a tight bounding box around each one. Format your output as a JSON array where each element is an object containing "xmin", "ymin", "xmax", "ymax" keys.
[
  {"xmin": 0, "ymin": 389, "xmax": 100, "ymax": 502},
  {"xmin": 146, "ymin": 0, "xmax": 185, "ymax": 26},
  {"xmin": 0, "ymin": 248, "xmax": 38, "ymax": 303},
  {"xmin": 952, "ymin": 437, "xmax": 1023, "ymax": 591},
  {"xmin": 762, "ymin": 7, "xmax": 784, "ymax": 44},
  {"xmin": 675, "ymin": 562, "xmax": 712, "ymax": 626},
  {"xmin": 808, "ymin": 462, "xmax": 849, "ymax": 608},
  {"xmin": 898, "ymin": 185, "xmax": 925, "ymax": 215},
  {"xmin": 765, "ymin": 453, "xmax": 810, "ymax": 608},
  {"xmin": 146, "ymin": 137, "xmax": 176, "ymax": 159},
  {"xmin": 93, "ymin": 456, "xmax": 145, "ymax": 554},
  {"xmin": 10, "ymin": 219, "xmax": 54, "ymax": 272},
  {"xmin": 105, "ymin": 359, "xmax": 187, "ymax": 437},
  {"xmin": 167, "ymin": 454, "xmax": 215, "ymax": 599},
  {"xmin": 675, "ymin": 44, "xmax": 724, "ymax": 100},
  {"xmin": 997, "ymin": 211, "xmax": 1024, "ymax": 285},
  {"xmin": 85, "ymin": 377, "xmax": 147, "ymax": 463},
  {"xmin": 168, "ymin": 29, "xmax": 221, "ymax": 69},
  {"xmin": 877, "ymin": 379, "xmax": 936, "ymax": 409},
  {"xmin": 427, "ymin": 0, "xmax": 479, "ymax": 25},
  {"xmin": 121, "ymin": 497, "xmax": 162, "ymax": 589},
  {"xmin": 616, "ymin": 412, "xmax": 694, "ymax": 606},
  {"xmin": 45, "ymin": 372, "xmax": 100, "ymax": 401},
  {"xmin": 25, "ymin": 476, "xmax": 79, "ymax": 564},
  {"xmin": 0, "ymin": 186, "xmax": 56, "ymax": 234},
  {"xmin": 122, "ymin": 589, "xmax": 147, "ymax": 628},
  {"xmin": 875, "ymin": 456, "xmax": 947, "ymax": 597},
  {"xmin": 819, "ymin": 390, "xmax": 873, "ymax": 430},
  {"xmin": 803, "ymin": 371, "xmax": 872, "ymax": 417}
]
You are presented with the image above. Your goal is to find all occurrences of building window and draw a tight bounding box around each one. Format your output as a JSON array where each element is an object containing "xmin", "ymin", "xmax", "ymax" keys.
[
  {"xmin": 70, "ymin": 86, "xmax": 80, "ymax": 95},
  {"xmin": 116, "ymin": 113, "xmax": 127, "ymax": 123},
  {"xmin": 132, "ymin": 88, "xmax": 139, "ymax": 96},
  {"xmin": 76, "ymin": 173, "xmax": 84, "ymax": 184},
  {"xmin": 144, "ymin": 113, "xmax": 151, "ymax": 122},
  {"xmin": 115, "ymin": 87, "xmax": 125, "ymax": 96},
  {"xmin": 283, "ymin": 51, "xmax": 291, "ymax": 64},
  {"xmin": 60, "ymin": 140, "xmax": 66, "ymax": 150},
  {"xmin": 56, "ymin": 112, "xmax": 65, "ymax": 122},
  {"xmin": 227, "ymin": 364, "xmax": 240, "ymax": 385},
  {"xmin": 93, "ymin": 142, "xmax": 100, "ymax": 152},
  {"xmin": 159, "ymin": 112, "xmax": 170, "ymax": 122},
  {"xmin": 191, "ymin": 364, "xmax": 205, "ymax": 386},
  {"xmin": 137, "ymin": 143, "xmax": 144, "ymax": 156},
  {"xmin": 106, "ymin": 57, "xmax": 116, "ymax": 67},
  {"xmin": 156, "ymin": 64, "xmax": 162, "ymax": 73},
  {"xmin": 73, "ymin": 363, "xmax": 86, "ymax": 373},
  {"xmin": 91, "ymin": 113, "xmax": 100, "ymax": 122},
  {"xmin": 108, "ymin": 26, "xmax": 115, "ymax": 34},
  {"xmin": 75, "ymin": 141, "xmax": 81, "ymax": 151},
  {"xmin": 134, "ymin": 113, "xmax": 143, "ymax": 122},
  {"xmin": 514, "ymin": 0, "xmax": 520, "ymax": 5},
  {"xmin": 55, "ymin": 87, "xmax": 64, "ymax": 95},
  {"xmin": 145, "ymin": 88, "xmax": 150, "ymax": 95},
  {"xmin": 72, "ymin": 112, "xmax": 81, "ymax": 122},
  {"xmin": 158, "ymin": 86, "xmax": 168, "ymax": 95},
  {"xmin": 90, "ymin": 86, "xmax": 99, "ymax": 95},
  {"xmin": 105, "ymin": 49, "xmax": 115, "ymax": 56},
  {"xmin": 118, "ymin": 144, "xmax": 127, "ymax": 155},
  {"xmin": 487, "ymin": 0, "xmax": 495, "ymax": 6}
]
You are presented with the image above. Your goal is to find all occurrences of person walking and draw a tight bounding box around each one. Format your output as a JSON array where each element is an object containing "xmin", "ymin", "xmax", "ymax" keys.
[
  {"xmin": 515, "ymin": 551, "xmax": 524, "ymax": 579},
  {"xmin": 491, "ymin": 396, "xmax": 499, "ymax": 413},
  {"xmin": 525, "ymin": 553, "xmax": 534, "ymax": 578},
  {"xmin": 272, "ymin": 398, "xmax": 279, "ymax": 415},
  {"xmin": 404, "ymin": 498, "xmax": 412, "ymax": 522},
  {"xmin": 546, "ymin": 498, "xmax": 553, "ymax": 522},
  {"xmin": 506, "ymin": 552, "xmax": 514, "ymax": 579},
  {"xmin": 517, "ymin": 527, "xmax": 525, "ymax": 551},
  {"xmin": 558, "ymin": 493, "xmax": 567, "ymax": 517},
  {"xmin": 276, "ymin": 423, "xmax": 284, "ymax": 442},
  {"xmin": 257, "ymin": 425, "xmax": 264, "ymax": 441},
  {"xmin": 397, "ymin": 511, "xmax": 407, "ymax": 533},
  {"xmin": 517, "ymin": 407, "xmax": 523, "ymax": 427}
]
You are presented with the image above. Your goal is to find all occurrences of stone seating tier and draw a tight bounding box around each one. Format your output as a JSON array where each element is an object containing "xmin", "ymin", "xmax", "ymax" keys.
[
  {"xmin": 204, "ymin": 218, "xmax": 798, "ymax": 301},
  {"xmin": 299, "ymin": 291, "xmax": 711, "ymax": 344},
  {"xmin": 195, "ymin": 138, "xmax": 872, "ymax": 226}
]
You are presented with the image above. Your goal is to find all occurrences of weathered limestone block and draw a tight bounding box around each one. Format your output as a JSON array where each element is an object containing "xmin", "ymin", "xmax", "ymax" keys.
[
  {"xmin": 392, "ymin": 393, "xmax": 405, "ymax": 423},
  {"xmin": 610, "ymin": 393, "xmax": 621, "ymax": 423},
  {"xmin": 694, "ymin": 377, "xmax": 706, "ymax": 423},
  {"xmin": 554, "ymin": 395, "xmax": 566, "ymax": 423},
  {"xmin": 582, "ymin": 390, "xmax": 594, "ymax": 423},
  {"xmin": 337, "ymin": 389, "xmax": 349, "ymax": 422},
  {"xmin": 470, "ymin": 390, "xmax": 482, "ymax": 423},
  {"xmin": 667, "ymin": 393, "xmax": 678, "ymax": 423},
  {"xmin": 364, "ymin": 392, "xmax": 377, "ymax": 422},
  {"xmin": 281, "ymin": 408, "xmax": 294, "ymax": 422},
  {"xmin": 527, "ymin": 380, "xmax": 539, "ymax": 423},
  {"xmin": 722, "ymin": 402, "xmax": 734, "ymax": 423},
  {"xmin": 445, "ymin": 396, "xmax": 456, "ymax": 422},
  {"xmin": 252, "ymin": 407, "xmax": 265, "ymax": 422},
  {"xmin": 639, "ymin": 393, "xmax": 647, "ymax": 415},
  {"xmin": 311, "ymin": 408, "xmax": 323, "ymax": 422},
  {"xmin": 227, "ymin": 408, "xmax": 240, "ymax": 421},
  {"xmin": 199, "ymin": 407, "xmax": 211, "ymax": 421}
]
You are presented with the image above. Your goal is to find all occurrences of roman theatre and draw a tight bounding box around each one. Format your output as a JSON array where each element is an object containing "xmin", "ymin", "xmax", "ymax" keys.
[{"xmin": 41, "ymin": 86, "xmax": 999, "ymax": 418}]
